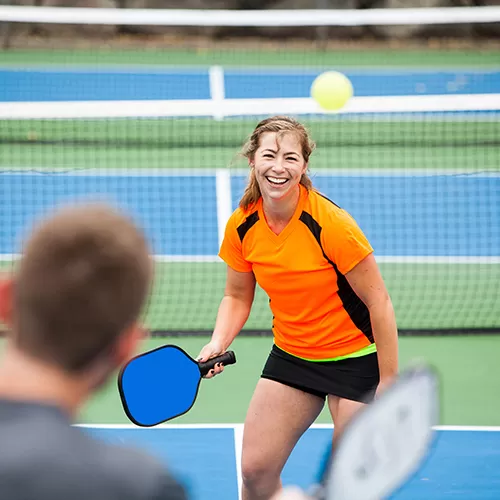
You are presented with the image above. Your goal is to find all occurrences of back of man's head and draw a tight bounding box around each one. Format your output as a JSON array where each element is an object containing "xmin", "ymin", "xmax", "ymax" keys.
[{"xmin": 9, "ymin": 202, "xmax": 152, "ymax": 373}]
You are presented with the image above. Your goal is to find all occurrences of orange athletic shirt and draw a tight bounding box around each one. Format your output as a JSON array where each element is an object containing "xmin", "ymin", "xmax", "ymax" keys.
[{"xmin": 218, "ymin": 184, "xmax": 375, "ymax": 360}]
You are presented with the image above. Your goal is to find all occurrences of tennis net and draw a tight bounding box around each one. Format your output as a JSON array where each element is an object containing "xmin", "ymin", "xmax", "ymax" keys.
[{"xmin": 0, "ymin": 4, "xmax": 499, "ymax": 336}]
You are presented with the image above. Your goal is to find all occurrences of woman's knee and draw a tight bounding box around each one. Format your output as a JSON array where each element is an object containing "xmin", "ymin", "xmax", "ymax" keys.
[{"xmin": 241, "ymin": 452, "xmax": 281, "ymax": 494}]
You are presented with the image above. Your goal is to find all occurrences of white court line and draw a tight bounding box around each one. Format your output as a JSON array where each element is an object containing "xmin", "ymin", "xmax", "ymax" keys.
[
  {"xmin": 233, "ymin": 424, "xmax": 244, "ymax": 500},
  {"xmin": 375, "ymin": 256, "xmax": 500, "ymax": 264},
  {"xmin": 434, "ymin": 426, "xmax": 500, "ymax": 432},
  {"xmin": 75, "ymin": 423, "xmax": 500, "ymax": 432},
  {"xmin": 74, "ymin": 423, "xmax": 241, "ymax": 429},
  {"xmin": 2, "ymin": 94, "xmax": 500, "ymax": 119},
  {"xmin": 209, "ymin": 65, "xmax": 225, "ymax": 121},
  {"xmin": 1, "ymin": 254, "xmax": 498, "ymax": 264},
  {"xmin": 309, "ymin": 424, "xmax": 500, "ymax": 432},
  {"xmin": 155, "ymin": 255, "xmax": 223, "ymax": 263}
]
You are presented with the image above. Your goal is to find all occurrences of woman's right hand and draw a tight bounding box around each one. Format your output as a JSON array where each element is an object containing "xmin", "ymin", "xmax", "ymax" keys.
[{"xmin": 196, "ymin": 340, "xmax": 226, "ymax": 379}]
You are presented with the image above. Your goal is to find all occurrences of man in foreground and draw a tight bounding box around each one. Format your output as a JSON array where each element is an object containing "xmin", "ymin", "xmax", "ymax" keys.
[{"xmin": 0, "ymin": 202, "xmax": 187, "ymax": 500}]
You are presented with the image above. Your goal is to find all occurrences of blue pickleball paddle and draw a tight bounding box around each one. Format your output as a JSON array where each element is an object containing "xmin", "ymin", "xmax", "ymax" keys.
[{"xmin": 118, "ymin": 344, "xmax": 236, "ymax": 427}]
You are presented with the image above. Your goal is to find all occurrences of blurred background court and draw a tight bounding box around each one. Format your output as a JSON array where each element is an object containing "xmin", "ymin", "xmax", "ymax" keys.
[{"xmin": 0, "ymin": 1, "xmax": 499, "ymax": 498}]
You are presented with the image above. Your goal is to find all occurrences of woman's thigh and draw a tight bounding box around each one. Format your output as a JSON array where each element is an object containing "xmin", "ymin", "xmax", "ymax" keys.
[
  {"xmin": 327, "ymin": 394, "xmax": 366, "ymax": 442},
  {"xmin": 241, "ymin": 378, "xmax": 325, "ymax": 476}
]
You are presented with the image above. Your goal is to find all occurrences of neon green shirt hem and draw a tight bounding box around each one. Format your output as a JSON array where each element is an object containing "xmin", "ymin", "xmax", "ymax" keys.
[{"xmin": 276, "ymin": 342, "xmax": 377, "ymax": 362}]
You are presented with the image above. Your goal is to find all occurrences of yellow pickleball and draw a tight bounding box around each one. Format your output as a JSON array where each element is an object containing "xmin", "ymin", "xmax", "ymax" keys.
[{"xmin": 311, "ymin": 71, "xmax": 353, "ymax": 111}]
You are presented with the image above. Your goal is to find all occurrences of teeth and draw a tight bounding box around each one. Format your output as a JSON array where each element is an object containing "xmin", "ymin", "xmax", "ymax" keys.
[{"xmin": 267, "ymin": 177, "xmax": 287, "ymax": 184}]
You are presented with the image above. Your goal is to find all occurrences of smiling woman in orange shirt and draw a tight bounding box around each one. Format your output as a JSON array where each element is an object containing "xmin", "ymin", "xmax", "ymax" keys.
[{"xmin": 198, "ymin": 116, "xmax": 398, "ymax": 500}]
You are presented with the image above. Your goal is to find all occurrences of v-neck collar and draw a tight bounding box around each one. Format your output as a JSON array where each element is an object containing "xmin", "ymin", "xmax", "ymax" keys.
[{"xmin": 257, "ymin": 184, "xmax": 307, "ymax": 244}]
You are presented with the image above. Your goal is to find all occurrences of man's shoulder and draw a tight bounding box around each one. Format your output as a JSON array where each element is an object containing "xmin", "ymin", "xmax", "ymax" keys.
[
  {"xmin": 0, "ymin": 401, "xmax": 187, "ymax": 500},
  {"xmin": 86, "ymin": 435, "xmax": 188, "ymax": 500}
]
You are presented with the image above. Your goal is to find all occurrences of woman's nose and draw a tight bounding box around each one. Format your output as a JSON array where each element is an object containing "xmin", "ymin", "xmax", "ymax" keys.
[{"xmin": 271, "ymin": 159, "xmax": 286, "ymax": 172}]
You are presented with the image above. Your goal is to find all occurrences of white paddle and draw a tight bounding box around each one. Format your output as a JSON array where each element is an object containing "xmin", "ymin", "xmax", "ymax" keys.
[{"xmin": 276, "ymin": 363, "xmax": 439, "ymax": 500}]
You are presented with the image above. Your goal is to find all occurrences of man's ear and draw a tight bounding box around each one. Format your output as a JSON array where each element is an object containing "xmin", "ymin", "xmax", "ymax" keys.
[
  {"xmin": 114, "ymin": 323, "xmax": 147, "ymax": 367},
  {"xmin": 0, "ymin": 277, "xmax": 14, "ymax": 328}
]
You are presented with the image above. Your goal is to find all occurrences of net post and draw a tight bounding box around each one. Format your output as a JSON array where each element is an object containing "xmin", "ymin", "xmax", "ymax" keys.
[
  {"xmin": 315, "ymin": 0, "xmax": 329, "ymax": 49},
  {"xmin": 0, "ymin": 21, "xmax": 11, "ymax": 49}
]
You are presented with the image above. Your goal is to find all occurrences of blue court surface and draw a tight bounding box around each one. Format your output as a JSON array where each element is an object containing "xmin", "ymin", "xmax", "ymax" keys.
[
  {"xmin": 1, "ymin": 68, "xmax": 499, "ymax": 101},
  {"xmin": 0, "ymin": 172, "xmax": 498, "ymax": 257},
  {"xmin": 80, "ymin": 424, "xmax": 500, "ymax": 499}
]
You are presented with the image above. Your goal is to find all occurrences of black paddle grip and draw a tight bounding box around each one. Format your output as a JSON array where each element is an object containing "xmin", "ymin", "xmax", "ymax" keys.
[{"xmin": 198, "ymin": 351, "xmax": 236, "ymax": 376}]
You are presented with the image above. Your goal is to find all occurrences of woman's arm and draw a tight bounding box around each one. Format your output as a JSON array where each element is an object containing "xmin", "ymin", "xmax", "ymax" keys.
[
  {"xmin": 212, "ymin": 266, "xmax": 256, "ymax": 351},
  {"xmin": 345, "ymin": 253, "xmax": 399, "ymax": 389},
  {"xmin": 197, "ymin": 266, "xmax": 256, "ymax": 373}
]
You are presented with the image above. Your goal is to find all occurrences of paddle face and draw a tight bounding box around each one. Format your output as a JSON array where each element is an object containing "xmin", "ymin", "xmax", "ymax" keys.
[
  {"xmin": 118, "ymin": 345, "xmax": 202, "ymax": 427},
  {"xmin": 318, "ymin": 364, "xmax": 439, "ymax": 500},
  {"xmin": 118, "ymin": 344, "xmax": 237, "ymax": 427}
]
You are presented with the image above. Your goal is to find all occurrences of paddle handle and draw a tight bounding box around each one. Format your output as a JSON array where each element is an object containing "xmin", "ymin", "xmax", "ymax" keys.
[{"xmin": 198, "ymin": 351, "xmax": 236, "ymax": 376}]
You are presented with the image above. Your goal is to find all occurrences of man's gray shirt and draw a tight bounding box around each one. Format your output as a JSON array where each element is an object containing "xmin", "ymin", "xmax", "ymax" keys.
[{"xmin": 0, "ymin": 400, "xmax": 188, "ymax": 500}]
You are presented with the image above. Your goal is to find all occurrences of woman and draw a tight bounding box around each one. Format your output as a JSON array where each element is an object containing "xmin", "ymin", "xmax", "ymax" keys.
[{"xmin": 198, "ymin": 116, "xmax": 398, "ymax": 500}]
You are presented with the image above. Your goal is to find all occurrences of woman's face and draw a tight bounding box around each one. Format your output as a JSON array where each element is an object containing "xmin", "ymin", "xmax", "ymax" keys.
[{"xmin": 251, "ymin": 131, "xmax": 307, "ymax": 203}]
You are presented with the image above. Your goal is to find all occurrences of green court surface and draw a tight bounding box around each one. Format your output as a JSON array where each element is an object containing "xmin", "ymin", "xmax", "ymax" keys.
[
  {"xmin": 0, "ymin": 261, "xmax": 498, "ymax": 332},
  {"xmin": 75, "ymin": 335, "xmax": 500, "ymax": 426},
  {"xmin": 4, "ymin": 144, "xmax": 499, "ymax": 172},
  {"xmin": 143, "ymin": 262, "xmax": 500, "ymax": 331},
  {"xmin": 0, "ymin": 334, "xmax": 499, "ymax": 425},
  {"xmin": 1, "ymin": 45, "xmax": 499, "ymax": 429},
  {"xmin": 2, "ymin": 119, "xmax": 499, "ymax": 171},
  {"xmin": 1, "ymin": 48, "xmax": 499, "ymax": 67}
]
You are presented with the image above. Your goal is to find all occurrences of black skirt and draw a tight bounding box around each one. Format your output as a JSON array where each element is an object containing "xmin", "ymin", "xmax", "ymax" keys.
[{"xmin": 261, "ymin": 344, "xmax": 380, "ymax": 403}]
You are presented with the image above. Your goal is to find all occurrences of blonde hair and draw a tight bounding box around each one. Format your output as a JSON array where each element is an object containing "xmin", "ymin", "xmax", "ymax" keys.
[{"xmin": 239, "ymin": 116, "xmax": 316, "ymax": 210}]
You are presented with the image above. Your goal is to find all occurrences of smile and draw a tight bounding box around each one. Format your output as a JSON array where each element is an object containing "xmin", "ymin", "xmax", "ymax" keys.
[{"xmin": 266, "ymin": 177, "xmax": 289, "ymax": 186}]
